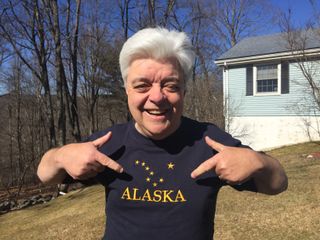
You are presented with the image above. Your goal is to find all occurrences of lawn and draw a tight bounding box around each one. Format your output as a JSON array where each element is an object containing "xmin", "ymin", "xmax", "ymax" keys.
[{"xmin": 0, "ymin": 142, "xmax": 319, "ymax": 240}]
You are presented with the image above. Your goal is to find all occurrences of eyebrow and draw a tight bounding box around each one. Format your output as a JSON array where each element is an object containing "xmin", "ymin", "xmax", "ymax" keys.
[
  {"xmin": 162, "ymin": 76, "xmax": 180, "ymax": 82},
  {"xmin": 131, "ymin": 76, "xmax": 180, "ymax": 84},
  {"xmin": 130, "ymin": 78, "xmax": 150, "ymax": 85}
]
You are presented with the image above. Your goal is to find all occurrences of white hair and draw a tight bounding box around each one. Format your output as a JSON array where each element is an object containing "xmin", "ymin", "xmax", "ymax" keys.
[{"xmin": 119, "ymin": 27, "xmax": 195, "ymax": 85}]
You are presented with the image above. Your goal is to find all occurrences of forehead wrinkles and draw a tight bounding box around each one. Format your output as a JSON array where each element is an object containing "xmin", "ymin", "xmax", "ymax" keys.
[{"xmin": 129, "ymin": 58, "xmax": 181, "ymax": 83}]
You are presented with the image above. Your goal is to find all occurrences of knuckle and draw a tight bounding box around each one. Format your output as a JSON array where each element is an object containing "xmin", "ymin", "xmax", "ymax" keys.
[
  {"xmin": 87, "ymin": 149, "xmax": 96, "ymax": 157},
  {"xmin": 73, "ymin": 176, "xmax": 80, "ymax": 180},
  {"xmin": 105, "ymin": 159, "xmax": 118, "ymax": 170},
  {"xmin": 227, "ymin": 174, "xmax": 240, "ymax": 183},
  {"xmin": 72, "ymin": 171, "xmax": 84, "ymax": 180},
  {"xmin": 203, "ymin": 160, "xmax": 213, "ymax": 168},
  {"xmin": 103, "ymin": 158, "xmax": 111, "ymax": 167}
]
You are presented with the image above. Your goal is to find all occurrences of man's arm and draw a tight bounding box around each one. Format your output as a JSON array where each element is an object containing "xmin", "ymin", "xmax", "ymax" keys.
[
  {"xmin": 37, "ymin": 147, "xmax": 68, "ymax": 184},
  {"xmin": 251, "ymin": 152, "xmax": 288, "ymax": 194},
  {"xmin": 191, "ymin": 136, "xmax": 288, "ymax": 195},
  {"xmin": 37, "ymin": 132, "xmax": 123, "ymax": 185}
]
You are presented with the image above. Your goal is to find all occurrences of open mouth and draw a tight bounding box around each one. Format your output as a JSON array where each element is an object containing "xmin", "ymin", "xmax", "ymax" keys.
[{"xmin": 145, "ymin": 109, "xmax": 169, "ymax": 116}]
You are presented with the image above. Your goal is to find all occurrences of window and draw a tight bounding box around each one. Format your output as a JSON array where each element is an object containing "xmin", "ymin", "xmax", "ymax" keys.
[
  {"xmin": 246, "ymin": 62, "xmax": 289, "ymax": 96},
  {"xmin": 256, "ymin": 65, "xmax": 278, "ymax": 92},
  {"xmin": 254, "ymin": 64, "xmax": 281, "ymax": 95}
]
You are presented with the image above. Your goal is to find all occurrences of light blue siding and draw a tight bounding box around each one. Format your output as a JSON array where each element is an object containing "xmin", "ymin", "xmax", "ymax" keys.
[{"xmin": 227, "ymin": 63, "xmax": 320, "ymax": 116}]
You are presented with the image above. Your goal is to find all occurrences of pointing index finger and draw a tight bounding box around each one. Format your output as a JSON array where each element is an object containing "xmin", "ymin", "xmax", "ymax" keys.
[
  {"xmin": 191, "ymin": 158, "xmax": 217, "ymax": 179},
  {"xmin": 205, "ymin": 136, "xmax": 225, "ymax": 152},
  {"xmin": 95, "ymin": 151, "xmax": 124, "ymax": 173}
]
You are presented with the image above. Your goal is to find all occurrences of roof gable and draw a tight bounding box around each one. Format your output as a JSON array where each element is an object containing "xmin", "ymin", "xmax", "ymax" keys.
[{"xmin": 216, "ymin": 30, "xmax": 320, "ymax": 62}]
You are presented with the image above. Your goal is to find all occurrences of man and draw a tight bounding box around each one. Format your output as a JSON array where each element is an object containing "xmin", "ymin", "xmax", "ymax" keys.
[{"xmin": 37, "ymin": 28, "xmax": 288, "ymax": 240}]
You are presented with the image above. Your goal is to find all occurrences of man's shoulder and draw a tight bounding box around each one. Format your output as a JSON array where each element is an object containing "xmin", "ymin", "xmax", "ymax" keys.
[
  {"xmin": 109, "ymin": 121, "xmax": 132, "ymax": 134},
  {"xmin": 182, "ymin": 117, "xmax": 242, "ymax": 147},
  {"xmin": 181, "ymin": 116, "xmax": 223, "ymax": 134},
  {"xmin": 85, "ymin": 121, "xmax": 131, "ymax": 142}
]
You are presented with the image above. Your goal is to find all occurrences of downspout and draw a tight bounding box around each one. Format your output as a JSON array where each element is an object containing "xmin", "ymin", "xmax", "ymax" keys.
[{"xmin": 223, "ymin": 61, "xmax": 229, "ymax": 131}]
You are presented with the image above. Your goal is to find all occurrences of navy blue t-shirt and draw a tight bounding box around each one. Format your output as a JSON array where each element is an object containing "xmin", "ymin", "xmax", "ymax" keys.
[{"xmin": 82, "ymin": 117, "xmax": 256, "ymax": 240}]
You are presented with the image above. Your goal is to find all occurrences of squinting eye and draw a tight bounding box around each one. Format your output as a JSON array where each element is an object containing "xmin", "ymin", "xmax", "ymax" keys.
[
  {"xmin": 164, "ymin": 84, "xmax": 180, "ymax": 92},
  {"xmin": 134, "ymin": 84, "xmax": 151, "ymax": 92}
]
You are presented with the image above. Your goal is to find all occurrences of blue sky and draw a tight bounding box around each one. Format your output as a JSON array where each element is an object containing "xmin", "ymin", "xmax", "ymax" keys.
[
  {"xmin": 0, "ymin": 0, "xmax": 318, "ymax": 95},
  {"xmin": 271, "ymin": 0, "xmax": 317, "ymax": 31}
]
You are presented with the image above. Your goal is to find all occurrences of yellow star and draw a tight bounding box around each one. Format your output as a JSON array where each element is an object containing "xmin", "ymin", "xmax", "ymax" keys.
[
  {"xmin": 159, "ymin": 178, "xmax": 164, "ymax": 183},
  {"xmin": 146, "ymin": 177, "xmax": 151, "ymax": 182},
  {"xmin": 145, "ymin": 166, "xmax": 150, "ymax": 171},
  {"xmin": 167, "ymin": 162, "xmax": 175, "ymax": 170},
  {"xmin": 141, "ymin": 162, "xmax": 146, "ymax": 167},
  {"xmin": 153, "ymin": 182, "xmax": 158, "ymax": 187},
  {"xmin": 135, "ymin": 160, "xmax": 140, "ymax": 165},
  {"xmin": 149, "ymin": 171, "xmax": 154, "ymax": 176}
]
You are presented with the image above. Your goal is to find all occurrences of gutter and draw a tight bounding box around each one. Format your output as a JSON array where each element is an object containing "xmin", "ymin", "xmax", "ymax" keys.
[{"xmin": 215, "ymin": 48, "xmax": 320, "ymax": 66}]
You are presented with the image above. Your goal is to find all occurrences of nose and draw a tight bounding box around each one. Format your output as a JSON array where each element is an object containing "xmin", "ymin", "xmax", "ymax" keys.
[{"xmin": 148, "ymin": 85, "xmax": 166, "ymax": 104}]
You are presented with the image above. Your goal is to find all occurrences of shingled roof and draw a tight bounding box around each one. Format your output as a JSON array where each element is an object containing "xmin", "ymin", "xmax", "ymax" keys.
[{"xmin": 216, "ymin": 30, "xmax": 320, "ymax": 61}]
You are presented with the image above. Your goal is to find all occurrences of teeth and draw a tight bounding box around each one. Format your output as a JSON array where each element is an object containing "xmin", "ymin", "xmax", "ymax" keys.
[{"xmin": 147, "ymin": 109, "xmax": 167, "ymax": 115}]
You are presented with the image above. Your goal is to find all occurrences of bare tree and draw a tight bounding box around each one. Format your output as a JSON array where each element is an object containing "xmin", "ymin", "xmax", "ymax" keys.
[
  {"xmin": 280, "ymin": 7, "xmax": 320, "ymax": 111},
  {"xmin": 207, "ymin": 0, "xmax": 275, "ymax": 51},
  {"xmin": 0, "ymin": 0, "xmax": 56, "ymax": 147},
  {"xmin": 279, "ymin": 6, "xmax": 320, "ymax": 139},
  {"xmin": 0, "ymin": 36, "xmax": 11, "ymax": 66},
  {"xmin": 78, "ymin": 0, "xmax": 125, "ymax": 135},
  {"xmin": 0, "ymin": 57, "xmax": 45, "ymax": 196},
  {"xmin": 184, "ymin": 75, "xmax": 224, "ymax": 128},
  {"xmin": 43, "ymin": 0, "xmax": 82, "ymax": 145},
  {"xmin": 119, "ymin": 0, "xmax": 176, "ymax": 30},
  {"xmin": 118, "ymin": 0, "xmax": 131, "ymax": 40},
  {"xmin": 43, "ymin": 0, "xmax": 68, "ymax": 146},
  {"xmin": 65, "ymin": 0, "xmax": 82, "ymax": 141}
]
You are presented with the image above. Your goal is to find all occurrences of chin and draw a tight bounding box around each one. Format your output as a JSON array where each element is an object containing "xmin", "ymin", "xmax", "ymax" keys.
[{"xmin": 135, "ymin": 118, "xmax": 181, "ymax": 140}]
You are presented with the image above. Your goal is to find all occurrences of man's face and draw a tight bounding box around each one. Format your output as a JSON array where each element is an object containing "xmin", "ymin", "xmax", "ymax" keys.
[{"xmin": 126, "ymin": 58, "xmax": 185, "ymax": 140}]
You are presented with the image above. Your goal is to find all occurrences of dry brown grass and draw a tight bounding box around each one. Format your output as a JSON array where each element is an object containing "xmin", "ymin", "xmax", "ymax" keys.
[
  {"xmin": 0, "ymin": 142, "xmax": 319, "ymax": 240},
  {"xmin": 0, "ymin": 186, "xmax": 106, "ymax": 240},
  {"xmin": 215, "ymin": 141, "xmax": 320, "ymax": 240}
]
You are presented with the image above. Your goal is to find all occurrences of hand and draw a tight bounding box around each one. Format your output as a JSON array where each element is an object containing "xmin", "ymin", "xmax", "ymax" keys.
[
  {"xmin": 191, "ymin": 136, "xmax": 264, "ymax": 184},
  {"xmin": 56, "ymin": 132, "xmax": 123, "ymax": 180}
]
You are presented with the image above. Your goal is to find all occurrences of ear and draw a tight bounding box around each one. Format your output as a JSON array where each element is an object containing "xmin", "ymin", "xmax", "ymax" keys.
[{"xmin": 124, "ymin": 82, "xmax": 128, "ymax": 95}]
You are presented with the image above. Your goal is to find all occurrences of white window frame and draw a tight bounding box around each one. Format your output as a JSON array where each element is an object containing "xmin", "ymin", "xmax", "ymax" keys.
[{"xmin": 253, "ymin": 63, "xmax": 281, "ymax": 96}]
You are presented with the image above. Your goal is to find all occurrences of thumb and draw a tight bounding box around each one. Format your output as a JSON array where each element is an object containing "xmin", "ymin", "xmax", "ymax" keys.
[
  {"xmin": 205, "ymin": 136, "xmax": 225, "ymax": 152},
  {"xmin": 92, "ymin": 131, "xmax": 112, "ymax": 148}
]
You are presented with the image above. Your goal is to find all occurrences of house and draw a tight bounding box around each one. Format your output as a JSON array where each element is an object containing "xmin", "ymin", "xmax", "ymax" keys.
[{"xmin": 215, "ymin": 31, "xmax": 320, "ymax": 150}]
